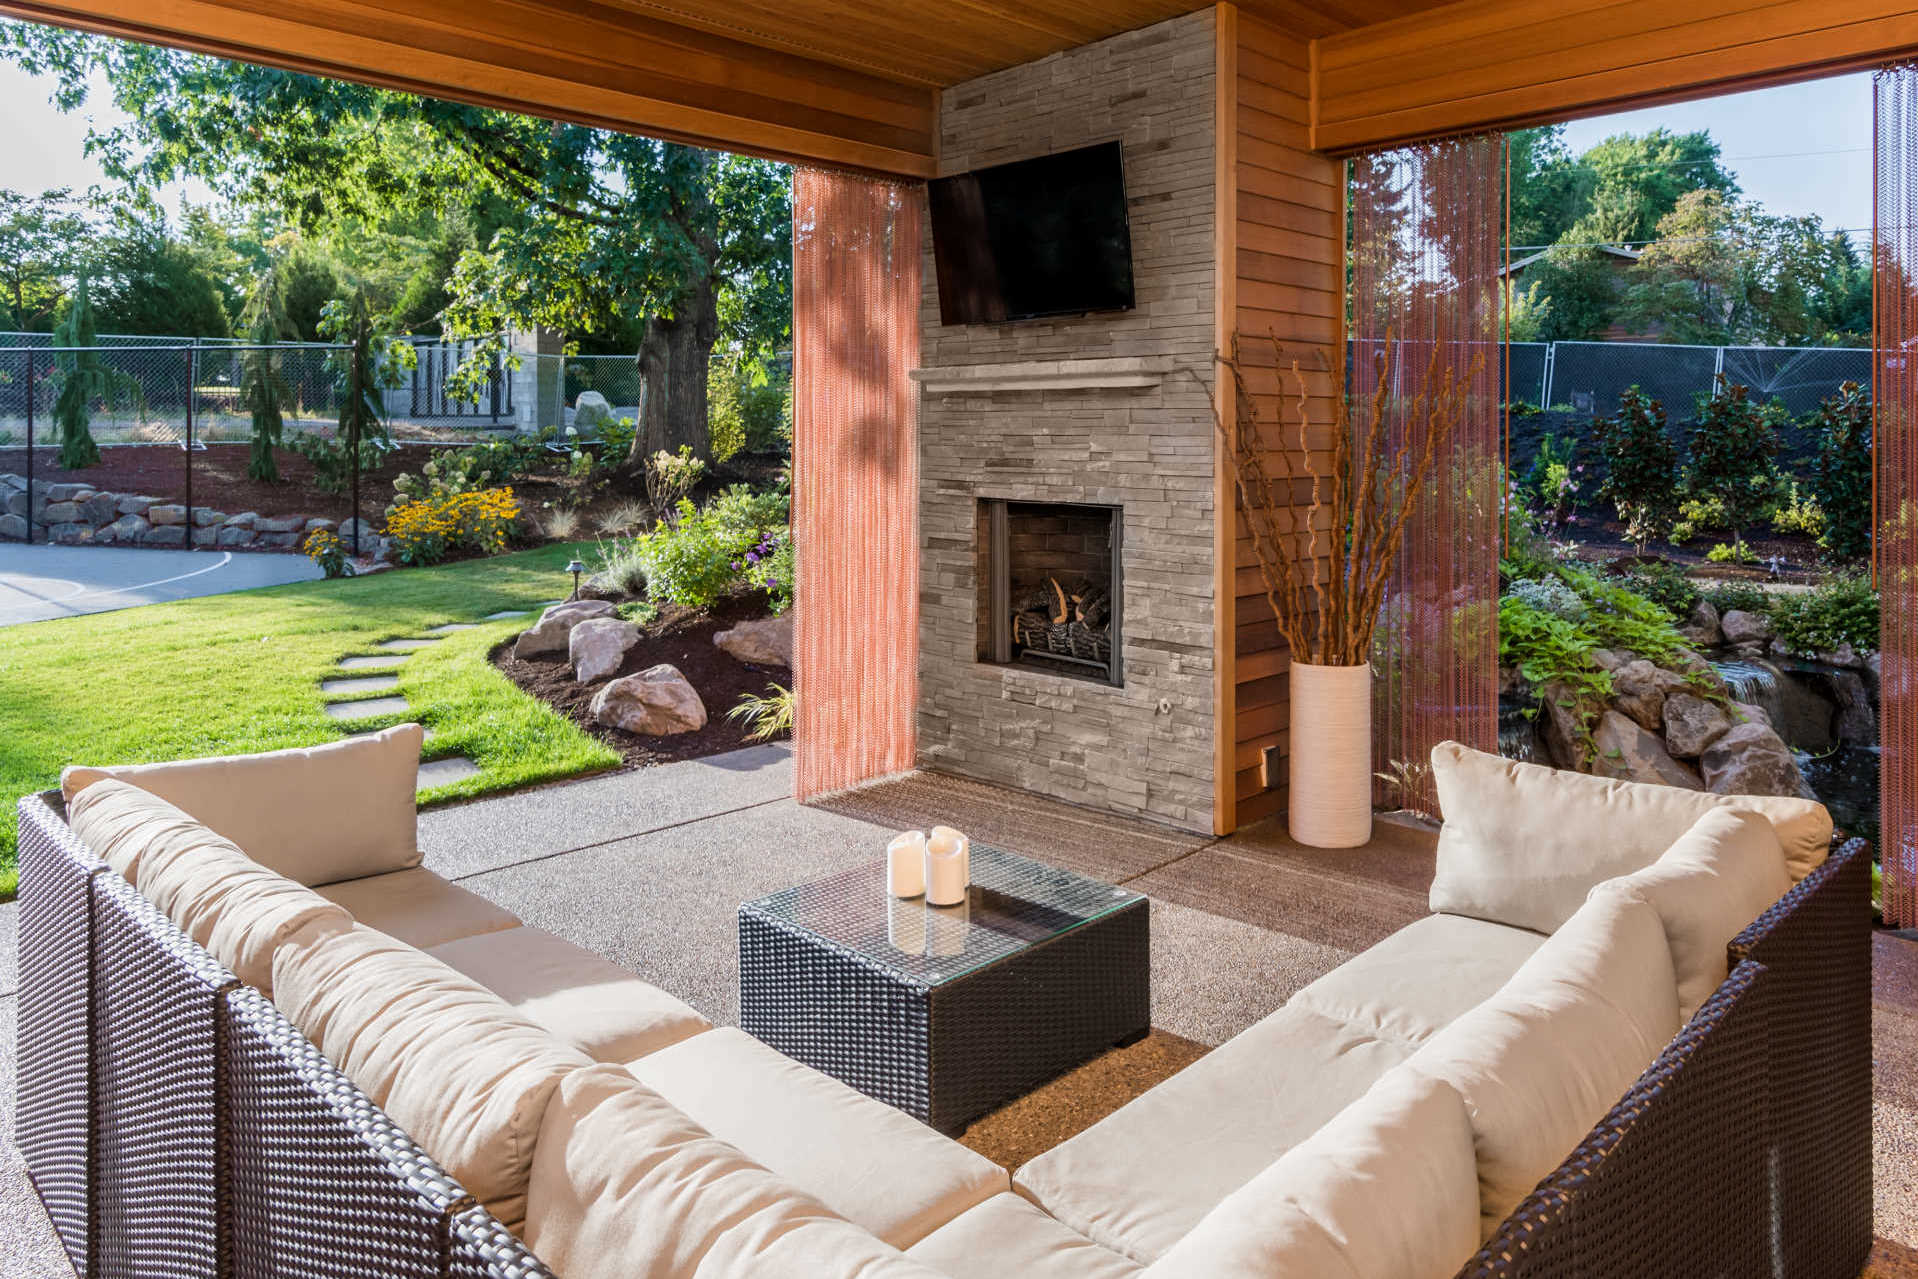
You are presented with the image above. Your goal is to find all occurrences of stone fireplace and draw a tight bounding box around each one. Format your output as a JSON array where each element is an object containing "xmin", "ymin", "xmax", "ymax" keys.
[{"xmin": 980, "ymin": 500, "xmax": 1123, "ymax": 686}]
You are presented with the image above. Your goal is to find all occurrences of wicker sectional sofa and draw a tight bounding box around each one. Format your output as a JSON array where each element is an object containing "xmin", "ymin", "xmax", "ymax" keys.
[{"xmin": 16, "ymin": 732, "xmax": 1872, "ymax": 1279}]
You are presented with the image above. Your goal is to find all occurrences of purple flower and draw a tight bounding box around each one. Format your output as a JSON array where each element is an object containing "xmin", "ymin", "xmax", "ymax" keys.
[
  {"xmin": 746, "ymin": 551, "xmax": 760, "ymax": 564},
  {"xmin": 731, "ymin": 561, "xmax": 742, "ymax": 570}
]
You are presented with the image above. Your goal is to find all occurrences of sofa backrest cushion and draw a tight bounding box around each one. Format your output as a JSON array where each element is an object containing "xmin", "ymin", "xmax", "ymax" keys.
[
  {"xmin": 70, "ymin": 778, "xmax": 351, "ymax": 991},
  {"xmin": 1594, "ymin": 807, "xmax": 1791, "ymax": 1022},
  {"xmin": 1406, "ymin": 888, "xmax": 1680, "ymax": 1238},
  {"xmin": 1428, "ymin": 740, "xmax": 1826, "ymax": 933},
  {"xmin": 272, "ymin": 922, "xmax": 592, "ymax": 1228},
  {"xmin": 62, "ymin": 723, "xmax": 425, "ymax": 886},
  {"xmin": 1141, "ymin": 1066, "xmax": 1479, "ymax": 1279},
  {"xmin": 524, "ymin": 1064, "xmax": 945, "ymax": 1279}
]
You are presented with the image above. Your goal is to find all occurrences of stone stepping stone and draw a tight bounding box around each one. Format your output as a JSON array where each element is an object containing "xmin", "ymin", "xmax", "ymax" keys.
[
  {"xmin": 426, "ymin": 622, "xmax": 479, "ymax": 634},
  {"xmin": 481, "ymin": 610, "xmax": 529, "ymax": 621},
  {"xmin": 378, "ymin": 638, "xmax": 440, "ymax": 652},
  {"xmin": 324, "ymin": 695, "xmax": 409, "ymax": 722},
  {"xmin": 321, "ymin": 675, "xmax": 400, "ymax": 696},
  {"xmin": 417, "ymin": 756, "xmax": 482, "ymax": 789},
  {"xmin": 338, "ymin": 654, "xmax": 408, "ymax": 671}
]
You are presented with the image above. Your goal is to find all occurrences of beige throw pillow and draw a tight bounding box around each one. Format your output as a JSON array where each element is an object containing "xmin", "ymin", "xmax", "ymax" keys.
[
  {"xmin": 1406, "ymin": 888, "xmax": 1680, "ymax": 1238},
  {"xmin": 1429, "ymin": 740, "xmax": 1825, "ymax": 933},
  {"xmin": 272, "ymin": 923, "xmax": 592, "ymax": 1227},
  {"xmin": 1142, "ymin": 1066, "xmax": 1480, "ymax": 1278},
  {"xmin": 62, "ymin": 723, "xmax": 425, "ymax": 886},
  {"xmin": 1593, "ymin": 807, "xmax": 1791, "ymax": 1021}
]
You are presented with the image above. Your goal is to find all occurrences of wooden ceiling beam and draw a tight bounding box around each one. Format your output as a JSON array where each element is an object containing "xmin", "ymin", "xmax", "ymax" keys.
[{"xmin": 0, "ymin": 0, "xmax": 940, "ymax": 176}]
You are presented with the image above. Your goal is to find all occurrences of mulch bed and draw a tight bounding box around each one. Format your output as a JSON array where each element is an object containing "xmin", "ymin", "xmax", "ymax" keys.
[
  {"xmin": 1549, "ymin": 513, "xmax": 1844, "ymax": 585},
  {"xmin": 494, "ymin": 592, "xmax": 790, "ymax": 767}
]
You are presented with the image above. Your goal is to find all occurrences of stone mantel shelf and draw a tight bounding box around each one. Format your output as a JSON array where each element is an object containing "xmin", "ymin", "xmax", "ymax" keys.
[{"xmin": 909, "ymin": 356, "xmax": 1171, "ymax": 394}]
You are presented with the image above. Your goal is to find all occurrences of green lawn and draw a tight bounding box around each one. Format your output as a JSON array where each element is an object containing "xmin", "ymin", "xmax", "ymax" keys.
[{"xmin": 0, "ymin": 542, "xmax": 623, "ymax": 899}]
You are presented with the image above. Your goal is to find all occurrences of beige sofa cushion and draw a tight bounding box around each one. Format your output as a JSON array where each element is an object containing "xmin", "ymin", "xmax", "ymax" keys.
[
  {"xmin": 1428, "ymin": 740, "xmax": 1826, "ymax": 933},
  {"xmin": 1406, "ymin": 888, "xmax": 1680, "ymax": 1237},
  {"xmin": 70, "ymin": 779, "xmax": 351, "ymax": 991},
  {"xmin": 1288, "ymin": 912, "xmax": 1546, "ymax": 1049},
  {"xmin": 1142, "ymin": 1067, "xmax": 1480, "ymax": 1279},
  {"xmin": 907, "ymin": 1193, "xmax": 1141, "ymax": 1279},
  {"xmin": 62, "ymin": 724, "xmax": 425, "ymax": 886},
  {"xmin": 629, "ymin": 1027, "xmax": 1007, "ymax": 1248},
  {"xmin": 1014, "ymin": 1003, "xmax": 1410, "ymax": 1264},
  {"xmin": 272, "ymin": 924, "xmax": 591, "ymax": 1228},
  {"xmin": 428, "ymin": 926, "xmax": 710, "ymax": 1063},
  {"xmin": 315, "ymin": 867, "xmax": 518, "ymax": 950},
  {"xmin": 1596, "ymin": 807, "xmax": 1792, "ymax": 1020},
  {"xmin": 523, "ymin": 1064, "xmax": 944, "ymax": 1279}
]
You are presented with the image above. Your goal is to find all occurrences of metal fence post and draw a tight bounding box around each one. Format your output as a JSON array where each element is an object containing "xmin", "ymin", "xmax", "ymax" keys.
[
  {"xmin": 184, "ymin": 344, "xmax": 196, "ymax": 547},
  {"xmin": 1541, "ymin": 342, "xmax": 1557, "ymax": 410},
  {"xmin": 1713, "ymin": 345, "xmax": 1726, "ymax": 384},
  {"xmin": 23, "ymin": 350, "xmax": 34, "ymax": 545}
]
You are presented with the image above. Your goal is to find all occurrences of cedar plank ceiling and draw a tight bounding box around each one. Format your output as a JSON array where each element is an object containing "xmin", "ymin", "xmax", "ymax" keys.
[{"xmin": 0, "ymin": 0, "xmax": 1442, "ymax": 176}]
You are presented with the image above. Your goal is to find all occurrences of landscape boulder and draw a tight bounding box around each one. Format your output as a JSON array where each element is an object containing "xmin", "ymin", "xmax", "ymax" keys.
[
  {"xmin": 1680, "ymin": 600, "xmax": 1723, "ymax": 647},
  {"xmin": 514, "ymin": 599, "xmax": 618, "ymax": 658},
  {"xmin": 1661, "ymin": 692, "xmax": 1735, "ymax": 758},
  {"xmin": 714, "ymin": 613, "xmax": 793, "ymax": 668},
  {"xmin": 303, "ymin": 517, "xmax": 337, "ymax": 533},
  {"xmin": 1700, "ymin": 722, "xmax": 1815, "ymax": 800},
  {"xmin": 0, "ymin": 514, "xmax": 26, "ymax": 541},
  {"xmin": 41, "ymin": 501, "xmax": 78, "ymax": 524},
  {"xmin": 191, "ymin": 507, "xmax": 227, "ymax": 527},
  {"xmin": 116, "ymin": 494, "xmax": 153, "ymax": 517},
  {"xmin": 569, "ymin": 617, "xmax": 641, "ymax": 683},
  {"xmin": 216, "ymin": 526, "xmax": 255, "ymax": 548},
  {"xmin": 337, "ymin": 517, "xmax": 378, "ymax": 544},
  {"xmin": 1719, "ymin": 609, "xmax": 1772, "ymax": 645},
  {"xmin": 48, "ymin": 523, "xmax": 89, "ymax": 545},
  {"xmin": 573, "ymin": 391, "xmax": 615, "ymax": 432},
  {"xmin": 1536, "ymin": 681, "xmax": 1589, "ymax": 771},
  {"xmin": 1591, "ymin": 710, "xmax": 1703, "ymax": 790},
  {"xmin": 223, "ymin": 511, "xmax": 259, "ymax": 529},
  {"xmin": 43, "ymin": 483, "xmax": 87, "ymax": 502},
  {"xmin": 257, "ymin": 514, "xmax": 306, "ymax": 534},
  {"xmin": 591, "ymin": 663, "xmax": 706, "ymax": 736},
  {"xmin": 1609, "ymin": 659, "xmax": 1676, "ymax": 731},
  {"xmin": 97, "ymin": 514, "xmax": 150, "ymax": 544},
  {"xmin": 141, "ymin": 524, "xmax": 187, "ymax": 547},
  {"xmin": 148, "ymin": 504, "xmax": 186, "ymax": 526},
  {"xmin": 191, "ymin": 524, "xmax": 221, "ymax": 547},
  {"xmin": 78, "ymin": 492, "xmax": 118, "ymax": 525}
]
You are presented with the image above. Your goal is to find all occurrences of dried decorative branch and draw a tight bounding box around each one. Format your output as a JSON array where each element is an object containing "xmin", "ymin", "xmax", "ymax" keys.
[{"xmin": 1211, "ymin": 334, "xmax": 1482, "ymax": 667}]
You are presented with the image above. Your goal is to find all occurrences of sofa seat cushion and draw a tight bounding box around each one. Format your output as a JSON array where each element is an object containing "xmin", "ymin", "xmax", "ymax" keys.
[
  {"xmin": 71, "ymin": 779, "xmax": 352, "ymax": 991},
  {"xmin": 524, "ymin": 1064, "xmax": 945, "ymax": 1279},
  {"xmin": 427, "ymin": 926, "xmax": 710, "ymax": 1063},
  {"xmin": 272, "ymin": 924, "xmax": 593, "ymax": 1228},
  {"xmin": 1428, "ymin": 741, "xmax": 1828, "ymax": 933},
  {"xmin": 1596, "ymin": 807, "xmax": 1791, "ymax": 1020},
  {"xmin": 315, "ymin": 866, "xmax": 519, "ymax": 950},
  {"xmin": 629, "ymin": 1027, "xmax": 1008, "ymax": 1248},
  {"xmin": 1013, "ymin": 1004, "xmax": 1409, "ymax": 1265},
  {"xmin": 1405, "ymin": 889, "xmax": 1680, "ymax": 1237},
  {"xmin": 906, "ymin": 1193, "xmax": 1141, "ymax": 1279},
  {"xmin": 1288, "ymin": 912, "xmax": 1546, "ymax": 1049},
  {"xmin": 1142, "ymin": 1067, "xmax": 1480, "ymax": 1279},
  {"xmin": 62, "ymin": 724, "xmax": 425, "ymax": 886}
]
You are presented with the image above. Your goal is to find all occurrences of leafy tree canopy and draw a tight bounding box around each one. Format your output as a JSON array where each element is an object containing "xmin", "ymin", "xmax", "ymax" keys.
[{"xmin": 0, "ymin": 187, "xmax": 92, "ymax": 331}]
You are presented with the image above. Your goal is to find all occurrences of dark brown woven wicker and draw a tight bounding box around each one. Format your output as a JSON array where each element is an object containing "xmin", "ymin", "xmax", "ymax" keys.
[
  {"xmin": 15, "ymin": 792, "xmax": 104, "ymax": 1279},
  {"xmin": 447, "ymin": 1207, "xmax": 558, "ymax": 1279}
]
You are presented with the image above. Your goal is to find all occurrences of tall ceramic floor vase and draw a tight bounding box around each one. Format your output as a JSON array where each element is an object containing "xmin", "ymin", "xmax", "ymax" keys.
[{"xmin": 1288, "ymin": 661, "xmax": 1373, "ymax": 848}]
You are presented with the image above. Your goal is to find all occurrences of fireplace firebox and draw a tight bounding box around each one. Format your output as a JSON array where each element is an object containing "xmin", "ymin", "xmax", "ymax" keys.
[{"xmin": 980, "ymin": 499, "xmax": 1123, "ymax": 685}]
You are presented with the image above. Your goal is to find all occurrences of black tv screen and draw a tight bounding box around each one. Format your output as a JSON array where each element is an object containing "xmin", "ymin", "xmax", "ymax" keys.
[{"xmin": 929, "ymin": 141, "xmax": 1134, "ymax": 325}]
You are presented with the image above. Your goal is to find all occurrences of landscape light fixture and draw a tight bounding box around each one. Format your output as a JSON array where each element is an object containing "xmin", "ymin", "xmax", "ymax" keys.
[{"xmin": 566, "ymin": 559, "xmax": 587, "ymax": 600}]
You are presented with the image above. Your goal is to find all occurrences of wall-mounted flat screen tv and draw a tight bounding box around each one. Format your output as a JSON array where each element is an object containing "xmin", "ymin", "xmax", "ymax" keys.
[{"xmin": 928, "ymin": 141, "xmax": 1135, "ymax": 325}]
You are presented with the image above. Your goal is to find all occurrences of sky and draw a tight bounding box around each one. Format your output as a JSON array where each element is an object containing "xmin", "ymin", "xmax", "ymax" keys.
[
  {"xmin": 1557, "ymin": 71, "xmax": 1873, "ymax": 248},
  {"xmin": 0, "ymin": 61, "xmax": 213, "ymax": 217}
]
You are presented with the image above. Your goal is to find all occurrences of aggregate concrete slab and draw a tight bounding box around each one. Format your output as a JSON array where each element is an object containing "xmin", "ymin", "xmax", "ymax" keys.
[
  {"xmin": 320, "ymin": 675, "xmax": 400, "ymax": 696},
  {"xmin": 417, "ymin": 743, "xmax": 792, "ymax": 878},
  {"xmin": 417, "ymin": 756, "xmax": 482, "ymax": 789},
  {"xmin": 323, "ymin": 695, "xmax": 410, "ymax": 721}
]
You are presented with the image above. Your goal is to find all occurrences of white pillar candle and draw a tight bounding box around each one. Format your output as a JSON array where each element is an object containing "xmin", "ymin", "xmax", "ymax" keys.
[
  {"xmin": 925, "ymin": 827, "xmax": 969, "ymax": 907},
  {"xmin": 925, "ymin": 898, "xmax": 969, "ymax": 957},
  {"xmin": 887, "ymin": 831, "xmax": 927, "ymax": 898},
  {"xmin": 887, "ymin": 897, "xmax": 927, "ymax": 954}
]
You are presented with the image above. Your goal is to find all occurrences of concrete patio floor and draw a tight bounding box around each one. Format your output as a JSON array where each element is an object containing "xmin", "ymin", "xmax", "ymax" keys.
[{"xmin": 3, "ymin": 743, "xmax": 1917, "ymax": 1275}]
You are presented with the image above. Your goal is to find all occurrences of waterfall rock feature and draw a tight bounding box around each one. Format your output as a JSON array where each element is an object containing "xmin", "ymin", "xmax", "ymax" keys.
[
  {"xmin": 1700, "ymin": 722, "xmax": 1817, "ymax": 800},
  {"xmin": 1593, "ymin": 711, "xmax": 1704, "ymax": 790}
]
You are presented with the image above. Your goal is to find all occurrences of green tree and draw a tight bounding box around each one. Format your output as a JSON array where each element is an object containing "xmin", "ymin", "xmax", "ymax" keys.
[
  {"xmin": 1571, "ymin": 129, "xmax": 1739, "ymax": 245},
  {"xmin": 1687, "ymin": 376, "xmax": 1779, "ymax": 560},
  {"xmin": 88, "ymin": 214, "xmax": 232, "ymax": 337},
  {"xmin": 1594, "ymin": 386, "xmax": 1678, "ymax": 554},
  {"xmin": 1507, "ymin": 126, "xmax": 1590, "ymax": 251},
  {"xmin": 1811, "ymin": 381, "xmax": 1872, "ymax": 561},
  {"xmin": 0, "ymin": 26, "xmax": 793, "ymax": 468},
  {"xmin": 1522, "ymin": 244, "xmax": 1619, "ymax": 341},
  {"xmin": 0, "ymin": 188, "xmax": 90, "ymax": 330},
  {"xmin": 238, "ymin": 269, "xmax": 292, "ymax": 481},
  {"xmin": 51, "ymin": 273, "xmax": 103, "ymax": 469},
  {"xmin": 275, "ymin": 237, "xmax": 344, "ymax": 341}
]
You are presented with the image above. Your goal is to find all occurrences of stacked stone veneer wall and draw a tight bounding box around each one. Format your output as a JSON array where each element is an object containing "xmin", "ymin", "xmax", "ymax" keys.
[
  {"xmin": 0, "ymin": 473, "xmax": 346, "ymax": 550},
  {"xmin": 916, "ymin": 10, "xmax": 1219, "ymax": 832}
]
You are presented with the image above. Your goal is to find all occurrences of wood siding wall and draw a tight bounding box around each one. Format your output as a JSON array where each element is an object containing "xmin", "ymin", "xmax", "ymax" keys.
[
  {"xmin": 1219, "ymin": 6, "xmax": 1344, "ymax": 828},
  {"xmin": 1312, "ymin": 0, "xmax": 1918, "ymax": 153}
]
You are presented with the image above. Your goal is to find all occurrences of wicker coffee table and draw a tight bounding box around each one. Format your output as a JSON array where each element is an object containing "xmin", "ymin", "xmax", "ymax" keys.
[{"xmin": 738, "ymin": 845, "xmax": 1149, "ymax": 1134}]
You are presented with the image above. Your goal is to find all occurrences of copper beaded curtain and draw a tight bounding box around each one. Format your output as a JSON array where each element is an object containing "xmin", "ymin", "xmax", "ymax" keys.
[
  {"xmin": 1876, "ymin": 66, "xmax": 1917, "ymax": 928},
  {"xmin": 790, "ymin": 169, "xmax": 925, "ymax": 800},
  {"xmin": 1348, "ymin": 137, "xmax": 1505, "ymax": 817}
]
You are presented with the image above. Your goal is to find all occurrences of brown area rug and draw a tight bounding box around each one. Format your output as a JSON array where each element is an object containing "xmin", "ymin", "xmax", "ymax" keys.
[
  {"xmin": 810, "ymin": 769, "xmax": 1210, "ymax": 886},
  {"xmin": 957, "ymin": 1029, "xmax": 1210, "ymax": 1171},
  {"xmin": 1131, "ymin": 813, "xmax": 1436, "ymax": 953},
  {"xmin": 1869, "ymin": 1238, "xmax": 1918, "ymax": 1277}
]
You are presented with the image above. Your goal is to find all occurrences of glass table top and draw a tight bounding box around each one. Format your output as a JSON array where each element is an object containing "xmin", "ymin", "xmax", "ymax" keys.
[{"xmin": 742, "ymin": 844, "xmax": 1144, "ymax": 986}]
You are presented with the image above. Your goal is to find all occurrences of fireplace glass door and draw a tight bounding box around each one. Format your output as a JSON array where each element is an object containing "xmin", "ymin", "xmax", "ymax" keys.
[{"xmin": 981, "ymin": 500, "xmax": 1122, "ymax": 686}]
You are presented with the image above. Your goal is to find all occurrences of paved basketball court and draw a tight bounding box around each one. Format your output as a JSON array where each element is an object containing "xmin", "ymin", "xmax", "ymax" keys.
[{"xmin": 0, "ymin": 544, "xmax": 323, "ymax": 627}]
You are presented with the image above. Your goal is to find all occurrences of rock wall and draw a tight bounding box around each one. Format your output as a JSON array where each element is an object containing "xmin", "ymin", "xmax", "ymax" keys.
[{"xmin": 0, "ymin": 472, "xmax": 354, "ymax": 551}]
